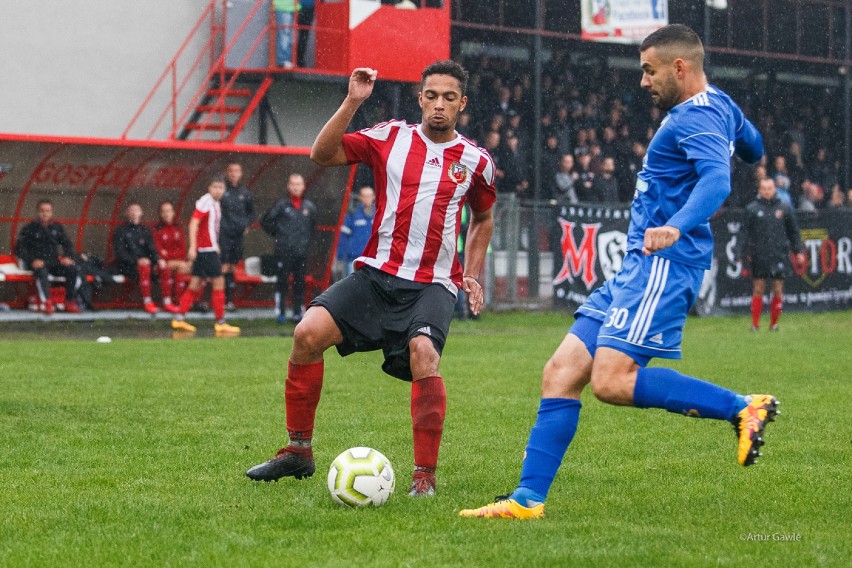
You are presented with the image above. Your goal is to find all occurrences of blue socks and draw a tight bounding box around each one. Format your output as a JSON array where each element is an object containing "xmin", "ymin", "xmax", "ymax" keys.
[
  {"xmin": 511, "ymin": 398, "xmax": 582, "ymax": 507},
  {"xmin": 634, "ymin": 367, "xmax": 748, "ymax": 421},
  {"xmin": 508, "ymin": 369, "xmax": 747, "ymax": 507}
]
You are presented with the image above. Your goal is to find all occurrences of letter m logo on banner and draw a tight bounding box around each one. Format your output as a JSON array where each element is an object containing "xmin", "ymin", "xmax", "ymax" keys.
[{"xmin": 553, "ymin": 219, "xmax": 601, "ymax": 290}]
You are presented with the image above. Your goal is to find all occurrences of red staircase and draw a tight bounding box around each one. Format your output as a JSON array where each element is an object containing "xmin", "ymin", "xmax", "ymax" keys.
[
  {"xmin": 122, "ymin": 0, "xmax": 274, "ymax": 143},
  {"xmin": 179, "ymin": 77, "xmax": 273, "ymax": 142}
]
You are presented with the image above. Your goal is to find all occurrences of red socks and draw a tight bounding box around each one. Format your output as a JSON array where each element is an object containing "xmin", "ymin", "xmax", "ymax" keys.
[
  {"xmin": 177, "ymin": 286, "xmax": 202, "ymax": 315},
  {"xmin": 751, "ymin": 295, "xmax": 763, "ymax": 328},
  {"xmin": 174, "ymin": 277, "xmax": 187, "ymax": 300},
  {"xmin": 410, "ymin": 375, "xmax": 446, "ymax": 472},
  {"xmin": 212, "ymin": 289, "xmax": 225, "ymax": 322},
  {"xmin": 161, "ymin": 267, "xmax": 173, "ymax": 301},
  {"xmin": 770, "ymin": 295, "xmax": 783, "ymax": 327},
  {"xmin": 285, "ymin": 360, "xmax": 324, "ymax": 444},
  {"xmin": 137, "ymin": 261, "xmax": 152, "ymax": 299}
]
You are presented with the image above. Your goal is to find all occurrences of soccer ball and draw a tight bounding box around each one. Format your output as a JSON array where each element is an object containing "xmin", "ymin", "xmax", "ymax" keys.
[{"xmin": 327, "ymin": 447, "xmax": 395, "ymax": 507}]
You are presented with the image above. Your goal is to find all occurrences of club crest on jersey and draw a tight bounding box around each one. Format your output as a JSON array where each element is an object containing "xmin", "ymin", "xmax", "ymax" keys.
[{"xmin": 447, "ymin": 161, "xmax": 468, "ymax": 185}]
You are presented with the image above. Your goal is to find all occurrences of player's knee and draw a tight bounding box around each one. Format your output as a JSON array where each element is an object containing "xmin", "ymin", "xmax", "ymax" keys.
[
  {"xmin": 409, "ymin": 335, "xmax": 439, "ymax": 376},
  {"xmin": 541, "ymin": 357, "xmax": 568, "ymax": 398},
  {"xmin": 541, "ymin": 355, "xmax": 589, "ymax": 398},
  {"xmin": 590, "ymin": 363, "xmax": 630, "ymax": 405},
  {"xmin": 590, "ymin": 375, "xmax": 620, "ymax": 404},
  {"xmin": 293, "ymin": 320, "xmax": 322, "ymax": 354}
]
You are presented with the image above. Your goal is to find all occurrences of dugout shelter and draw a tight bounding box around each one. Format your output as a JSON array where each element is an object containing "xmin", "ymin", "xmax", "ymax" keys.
[{"xmin": 0, "ymin": 134, "xmax": 353, "ymax": 309}]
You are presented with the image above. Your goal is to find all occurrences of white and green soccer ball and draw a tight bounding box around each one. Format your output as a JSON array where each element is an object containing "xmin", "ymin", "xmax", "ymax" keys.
[{"xmin": 327, "ymin": 447, "xmax": 395, "ymax": 508}]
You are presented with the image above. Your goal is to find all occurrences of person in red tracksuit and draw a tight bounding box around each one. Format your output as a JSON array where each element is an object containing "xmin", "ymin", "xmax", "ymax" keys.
[{"xmin": 153, "ymin": 200, "xmax": 191, "ymax": 313}]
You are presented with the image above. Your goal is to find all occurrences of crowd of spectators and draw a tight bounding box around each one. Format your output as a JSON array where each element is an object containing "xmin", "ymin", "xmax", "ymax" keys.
[{"xmin": 384, "ymin": 52, "xmax": 849, "ymax": 211}]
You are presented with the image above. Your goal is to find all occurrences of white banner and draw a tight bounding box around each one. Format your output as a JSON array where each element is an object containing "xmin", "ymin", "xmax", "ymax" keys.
[{"xmin": 581, "ymin": 0, "xmax": 669, "ymax": 44}]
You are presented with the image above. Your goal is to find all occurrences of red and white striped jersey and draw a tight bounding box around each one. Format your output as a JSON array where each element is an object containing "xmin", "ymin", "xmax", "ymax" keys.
[
  {"xmin": 342, "ymin": 120, "xmax": 496, "ymax": 294},
  {"xmin": 192, "ymin": 193, "xmax": 221, "ymax": 253}
]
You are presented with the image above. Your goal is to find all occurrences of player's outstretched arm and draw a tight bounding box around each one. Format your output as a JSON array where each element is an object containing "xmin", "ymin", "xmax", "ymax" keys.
[
  {"xmin": 462, "ymin": 209, "xmax": 494, "ymax": 315},
  {"xmin": 310, "ymin": 68, "xmax": 378, "ymax": 167}
]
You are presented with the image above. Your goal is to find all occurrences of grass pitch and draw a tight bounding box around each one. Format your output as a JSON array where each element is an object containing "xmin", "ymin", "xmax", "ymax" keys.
[{"xmin": 1, "ymin": 311, "xmax": 850, "ymax": 567}]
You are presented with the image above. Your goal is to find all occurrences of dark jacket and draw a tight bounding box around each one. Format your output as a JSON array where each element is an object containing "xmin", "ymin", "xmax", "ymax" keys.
[
  {"xmin": 591, "ymin": 174, "xmax": 620, "ymax": 203},
  {"xmin": 262, "ymin": 197, "xmax": 317, "ymax": 258},
  {"xmin": 737, "ymin": 196, "xmax": 804, "ymax": 262},
  {"xmin": 112, "ymin": 222, "xmax": 159, "ymax": 266},
  {"xmin": 220, "ymin": 183, "xmax": 255, "ymax": 237},
  {"xmin": 15, "ymin": 220, "xmax": 75, "ymax": 265}
]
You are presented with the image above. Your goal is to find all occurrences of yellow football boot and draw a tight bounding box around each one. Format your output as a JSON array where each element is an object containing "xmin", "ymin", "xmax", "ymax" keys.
[
  {"xmin": 459, "ymin": 497, "xmax": 544, "ymax": 519},
  {"xmin": 733, "ymin": 394, "xmax": 780, "ymax": 466},
  {"xmin": 214, "ymin": 322, "xmax": 241, "ymax": 335},
  {"xmin": 171, "ymin": 319, "xmax": 197, "ymax": 333}
]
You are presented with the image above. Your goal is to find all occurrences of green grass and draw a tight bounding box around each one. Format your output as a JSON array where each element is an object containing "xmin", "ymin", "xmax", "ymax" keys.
[{"xmin": 0, "ymin": 311, "xmax": 850, "ymax": 567}]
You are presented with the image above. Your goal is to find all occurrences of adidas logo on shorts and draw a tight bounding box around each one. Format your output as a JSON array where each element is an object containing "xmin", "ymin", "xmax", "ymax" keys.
[
  {"xmin": 417, "ymin": 326, "xmax": 432, "ymax": 336},
  {"xmin": 648, "ymin": 333, "xmax": 664, "ymax": 345}
]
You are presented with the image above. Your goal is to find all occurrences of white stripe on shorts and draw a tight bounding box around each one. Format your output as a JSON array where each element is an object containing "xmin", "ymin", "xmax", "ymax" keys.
[
  {"xmin": 627, "ymin": 257, "xmax": 670, "ymax": 344},
  {"xmin": 627, "ymin": 256, "xmax": 660, "ymax": 343},
  {"xmin": 638, "ymin": 258, "xmax": 670, "ymax": 344}
]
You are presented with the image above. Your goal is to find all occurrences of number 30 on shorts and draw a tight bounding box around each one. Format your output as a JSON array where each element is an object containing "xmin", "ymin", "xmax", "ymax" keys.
[{"xmin": 605, "ymin": 307, "xmax": 629, "ymax": 329}]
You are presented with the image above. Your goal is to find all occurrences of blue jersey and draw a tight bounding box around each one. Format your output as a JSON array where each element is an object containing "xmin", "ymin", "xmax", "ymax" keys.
[
  {"xmin": 630, "ymin": 85, "xmax": 763, "ymax": 269},
  {"xmin": 336, "ymin": 204, "xmax": 375, "ymax": 262}
]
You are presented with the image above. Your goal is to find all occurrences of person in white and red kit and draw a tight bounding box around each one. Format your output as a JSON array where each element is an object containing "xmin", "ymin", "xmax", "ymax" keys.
[
  {"xmin": 246, "ymin": 60, "xmax": 496, "ymax": 497},
  {"xmin": 170, "ymin": 177, "xmax": 240, "ymax": 335}
]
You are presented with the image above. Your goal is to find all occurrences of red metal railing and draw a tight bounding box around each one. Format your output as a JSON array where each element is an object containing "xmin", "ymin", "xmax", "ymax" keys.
[
  {"xmin": 122, "ymin": 0, "xmax": 279, "ymax": 142},
  {"xmin": 121, "ymin": 1, "xmax": 220, "ymax": 140},
  {"xmin": 172, "ymin": 0, "xmax": 270, "ymax": 141}
]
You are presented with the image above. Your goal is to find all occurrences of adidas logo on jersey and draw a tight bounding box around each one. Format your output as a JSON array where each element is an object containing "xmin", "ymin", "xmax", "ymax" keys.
[
  {"xmin": 425, "ymin": 157, "xmax": 441, "ymax": 167},
  {"xmin": 648, "ymin": 333, "xmax": 664, "ymax": 345},
  {"xmin": 417, "ymin": 326, "xmax": 432, "ymax": 336}
]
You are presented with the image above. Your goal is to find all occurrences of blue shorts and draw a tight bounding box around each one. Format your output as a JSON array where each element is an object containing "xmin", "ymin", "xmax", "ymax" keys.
[{"xmin": 574, "ymin": 252, "xmax": 704, "ymax": 363}]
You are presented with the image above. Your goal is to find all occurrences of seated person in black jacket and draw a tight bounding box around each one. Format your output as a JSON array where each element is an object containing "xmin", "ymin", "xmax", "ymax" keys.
[
  {"xmin": 262, "ymin": 173, "xmax": 317, "ymax": 324},
  {"xmin": 15, "ymin": 199, "xmax": 83, "ymax": 314},
  {"xmin": 112, "ymin": 202, "xmax": 167, "ymax": 314}
]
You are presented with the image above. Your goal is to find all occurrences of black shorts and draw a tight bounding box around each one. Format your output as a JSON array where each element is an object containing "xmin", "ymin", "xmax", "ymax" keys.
[
  {"xmin": 219, "ymin": 233, "xmax": 244, "ymax": 265},
  {"xmin": 311, "ymin": 266, "xmax": 455, "ymax": 381},
  {"xmin": 192, "ymin": 251, "xmax": 222, "ymax": 278},
  {"xmin": 750, "ymin": 256, "xmax": 789, "ymax": 280},
  {"xmin": 114, "ymin": 260, "xmax": 141, "ymax": 281}
]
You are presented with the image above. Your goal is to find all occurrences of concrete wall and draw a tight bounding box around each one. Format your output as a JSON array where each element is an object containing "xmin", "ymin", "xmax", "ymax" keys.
[
  {"xmin": 0, "ymin": 1, "xmax": 340, "ymax": 146},
  {"xmin": 0, "ymin": 0, "xmax": 211, "ymax": 139}
]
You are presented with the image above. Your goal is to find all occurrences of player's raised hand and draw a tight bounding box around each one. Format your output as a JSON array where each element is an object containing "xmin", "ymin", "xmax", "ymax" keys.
[
  {"xmin": 463, "ymin": 275, "xmax": 484, "ymax": 316},
  {"xmin": 642, "ymin": 226, "xmax": 681, "ymax": 255},
  {"xmin": 348, "ymin": 68, "xmax": 377, "ymax": 102}
]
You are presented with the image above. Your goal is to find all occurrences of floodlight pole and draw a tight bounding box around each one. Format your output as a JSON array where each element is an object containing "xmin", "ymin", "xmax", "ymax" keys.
[
  {"xmin": 845, "ymin": 5, "xmax": 851, "ymax": 191},
  {"xmin": 529, "ymin": 0, "xmax": 543, "ymax": 300},
  {"xmin": 703, "ymin": 2, "xmax": 712, "ymax": 78}
]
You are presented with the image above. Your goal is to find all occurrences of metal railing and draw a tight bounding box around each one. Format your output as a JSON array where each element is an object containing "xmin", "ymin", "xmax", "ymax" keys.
[{"xmin": 121, "ymin": 0, "xmax": 273, "ymax": 142}]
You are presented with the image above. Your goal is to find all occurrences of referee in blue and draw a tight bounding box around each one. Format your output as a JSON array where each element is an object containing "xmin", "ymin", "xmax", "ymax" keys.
[{"xmin": 461, "ymin": 24, "xmax": 780, "ymax": 520}]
